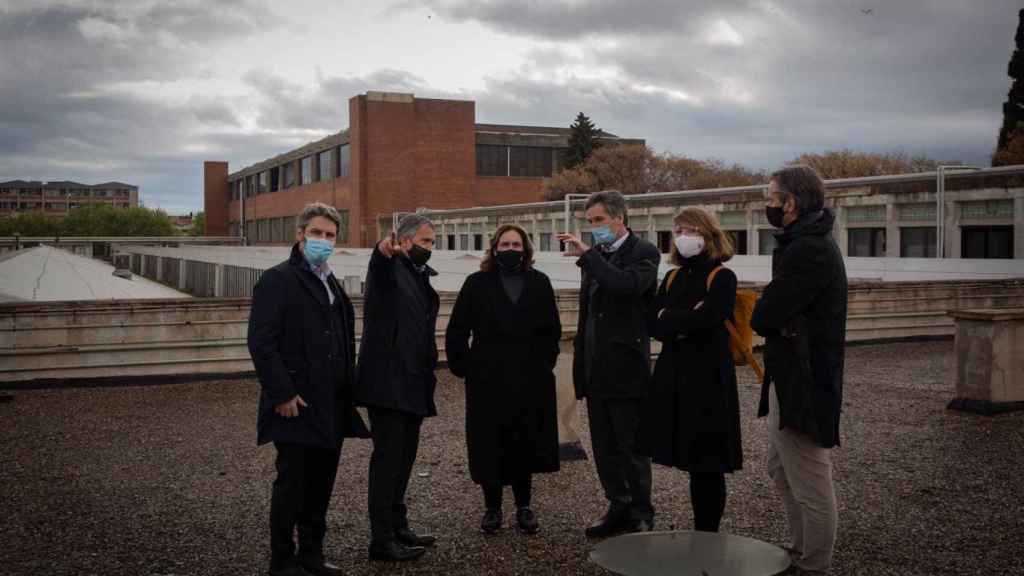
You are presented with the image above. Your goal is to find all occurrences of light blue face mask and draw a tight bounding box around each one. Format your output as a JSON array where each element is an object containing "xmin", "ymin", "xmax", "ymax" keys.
[
  {"xmin": 303, "ymin": 237, "xmax": 334, "ymax": 267},
  {"xmin": 591, "ymin": 225, "xmax": 616, "ymax": 246}
]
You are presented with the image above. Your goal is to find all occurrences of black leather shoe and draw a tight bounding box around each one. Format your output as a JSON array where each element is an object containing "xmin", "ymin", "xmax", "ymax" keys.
[
  {"xmin": 396, "ymin": 527, "xmax": 436, "ymax": 547},
  {"xmin": 480, "ymin": 508, "xmax": 503, "ymax": 534},
  {"xmin": 516, "ymin": 507, "xmax": 539, "ymax": 534},
  {"xmin": 298, "ymin": 557, "xmax": 345, "ymax": 576},
  {"xmin": 368, "ymin": 540, "xmax": 426, "ymax": 562},
  {"xmin": 625, "ymin": 518, "xmax": 655, "ymax": 533},
  {"xmin": 585, "ymin": 510, "xmax": 628, "ymax": 539}
]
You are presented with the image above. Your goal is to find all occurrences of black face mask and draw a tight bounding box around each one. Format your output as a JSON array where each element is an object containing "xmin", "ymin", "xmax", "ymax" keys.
[
  {"xmin": 765, "ymin": 205, "xmax": 786, "ymax": 228},
  {"xmin": 495, "ymin": 249, "xmax": 524, "ymax": 273},
  {"xmin": 408, "ymin": 244, "xmax": 432, "ymax": 267}
]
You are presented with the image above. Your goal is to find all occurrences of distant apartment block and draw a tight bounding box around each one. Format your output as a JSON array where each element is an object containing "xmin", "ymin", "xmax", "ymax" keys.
[
  {"xmin": 0, "ymin": 180, "xmax": 139, "ymax": 217},
  {"xmin": 203, "ymin": 91, "xmax": 643, "ymax": 247}
]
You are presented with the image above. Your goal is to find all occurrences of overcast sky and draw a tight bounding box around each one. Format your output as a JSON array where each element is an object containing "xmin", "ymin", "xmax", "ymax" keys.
[{"xmin": 1, "ymin": 0, "xmax": 1020, "ymax": 214}]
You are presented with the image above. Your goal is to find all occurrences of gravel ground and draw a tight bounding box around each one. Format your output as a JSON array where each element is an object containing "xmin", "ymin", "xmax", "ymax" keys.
[{"xmin": 1, "ymin": 340, "xmax": 1022, "ymax": 576}]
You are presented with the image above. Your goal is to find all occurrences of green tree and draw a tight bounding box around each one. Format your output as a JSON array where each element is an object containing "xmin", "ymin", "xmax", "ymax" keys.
[
  {"xmin": 0, "ymin": 213, "xmax": 63, "ymax": 236},
  {"xmin": 189, "ymin": 211, "xmax": 205, "ymax": 236},
  {"xmin": 564, "ymin": 112, "xmax": 601, "ymax": 169},
  {"xmin": 995, "ymin": 9, "xmax": 1024, "ymax": 165},
  {"xmin": 61, "ymin": 205, "xmax": 178, "ymax": 236}
]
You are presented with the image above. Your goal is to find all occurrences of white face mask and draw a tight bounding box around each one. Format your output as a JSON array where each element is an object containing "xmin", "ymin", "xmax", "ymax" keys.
[{"xmin": 674, "ymin": 233, "xmax": 705, "ymax": 258}]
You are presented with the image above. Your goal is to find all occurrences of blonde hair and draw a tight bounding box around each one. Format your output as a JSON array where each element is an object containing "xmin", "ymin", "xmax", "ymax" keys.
[{"xmin": 670, "ymin": 207, "xmax": 734, "ymax": 265}]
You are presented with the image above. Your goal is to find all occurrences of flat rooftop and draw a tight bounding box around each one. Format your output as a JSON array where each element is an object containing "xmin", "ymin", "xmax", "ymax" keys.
[
  {"xmin": 0, "ymin": 246, "xmax": 189, "ymax": 302},
  {"xmin": 1, "ymin": 340, "xmax": 1020, "ymax": 575}
]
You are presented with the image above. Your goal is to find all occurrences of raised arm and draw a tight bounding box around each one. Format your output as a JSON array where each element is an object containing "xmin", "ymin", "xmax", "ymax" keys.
[{"xmin": 576, "ymin": 242, "xmax": 659, "ymax": 297}]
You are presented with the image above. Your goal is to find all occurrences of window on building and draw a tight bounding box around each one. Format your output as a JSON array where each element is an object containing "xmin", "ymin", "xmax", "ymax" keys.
[
  {"xmin": 301, "ymin": 156, "xmax": 312, "ymax": 185},
  {"xmin": 476, "ymin": 144, "xmax": 508, "ymax": 176},
  {"xmin": 474, "ymin": 234, "xmax": 483, "ymax": 250},
  {"xmin": 634, "ymin": 230, "xmax": 648, "ymax": 242},
  {"xmin": 258, "ymin": 172, "xmax": 268, "ymax": 194},
  {"xmin": 270, "ymin": 167, "xmax": 280, "ymax": 192},
  {"xmin": 338, "ymin": 144, "xmax": 350, "ymax": 178},
  {"xmin": 248, "ymin": 175, "xmax": 257, "ymax": 196},
  {"xmin": 900, "ymin": 227, "xmax": 937, "ymax": 258},
  {"xmin": 539, "ymin": 233, "xmax": 552, "ymax": 252},
  {"xmin": 961, "ymin": 226, "xmax": 1014, "ymax": 259},
  {"xmin": 335, "ymin": 209, "xmax": 350, "ymax": 242},
  {"xmin": 318, "ymin": 150, "xmax": 332, "ymax": 181},
  {"xmin": 509, "ymin": 146, "xmax": 554, "ymax": 177},
  {"xmin": 283, "ymin": 163, "xmax": 295, "ymax": 188},
  {"xmin": 726, "ymin": 230, "xmax": 748, "ymax": 255},
  {"xmin": 459, "ymin": 234, "xmax": 469, "ymax": 250},
  {"xmin": 446, "ymin": 235, "xmax": 455, "ymax": 250},
  {"xmin": 758, "ymin": 230, "xmax": 777, "ymax": 255},
  {"xmin": 848, "ymin": 228, "xmax": 886, "ymax": 257},
  {"xmin": 657, "ymin": 231, "xmax": 673, "ymax": 254}
]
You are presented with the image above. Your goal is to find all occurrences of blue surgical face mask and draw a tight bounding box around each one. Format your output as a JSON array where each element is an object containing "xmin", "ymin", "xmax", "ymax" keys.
[
  {"xmin": 591, "ymin": 225, "xmax": 616, "ymax": 246},
  {"xmin": 303, "ymin": 236, "xmax": 334, "ymax": 267}
]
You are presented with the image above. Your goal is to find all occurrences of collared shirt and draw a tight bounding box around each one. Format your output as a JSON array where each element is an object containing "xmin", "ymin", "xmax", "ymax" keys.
[{"xmin": 308, "ymin": 260, "xmax": 335, "ymax": 305}]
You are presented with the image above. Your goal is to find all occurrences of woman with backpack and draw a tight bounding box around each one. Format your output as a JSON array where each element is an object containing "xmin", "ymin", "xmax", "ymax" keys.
[{"xmin": 640, "ymin": 206, "xmax": 744, "ymax": 533}]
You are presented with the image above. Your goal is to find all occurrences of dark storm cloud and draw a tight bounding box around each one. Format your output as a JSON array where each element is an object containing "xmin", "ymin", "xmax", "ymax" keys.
[{"xmin": 412, "ymin": 0, "xmax": 1022, "ymax": 167}]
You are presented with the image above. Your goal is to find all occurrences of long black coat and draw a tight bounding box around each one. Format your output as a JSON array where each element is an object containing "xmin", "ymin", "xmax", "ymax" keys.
[
  {"xmin": 248, "ymin": 244, "xmax": 369, "ymax": 449},
  {"xmin": 751, "ymin": 209, "xmax": 848, "ymax": 448},
  {"xmin": 572, "ymin": 232, "xmax": 661, "ymax": 400},
  {"xmin": 354, "ymin": 247, "xmax": 440, "ymax": 418},
  {"xmin": 446, "ymin": 269, "xmax": 562, "ymax": 485},
  {"xmin": 640, "ymin": 254, "xmax": 743, "ymax": 473}
]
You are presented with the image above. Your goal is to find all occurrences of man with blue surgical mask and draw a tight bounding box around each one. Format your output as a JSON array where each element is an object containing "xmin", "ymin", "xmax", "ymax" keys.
[
  {"xmin": 556, "ymin": 190, "xmax": 660, "ymax": 539},
  {"xmin": 248, "ymin": 202, "xmax": 369, "ymax": 576}
]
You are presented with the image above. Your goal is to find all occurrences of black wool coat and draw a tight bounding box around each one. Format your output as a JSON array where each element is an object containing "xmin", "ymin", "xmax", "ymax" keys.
[
  {"xmin": 445, "ymin": 268, "xmax": 562, "ymax": 485},
  {"xmin": 248, "ymin": 243, "xmax": 369, "ymax": 449},
  {"xmin": 354, "ymin": 247, "xmax": 441, "ymax": 418},
  {"xmin": 751, "ymin": 209, "xmax": 848, "ymax": 448},
  {"xmin": 640, "ymin": 253, "xmax": 743, "ymax": 473},
  {"xmin": 572, "ymin": 232, "xmax": 661, "ymax": 400}
]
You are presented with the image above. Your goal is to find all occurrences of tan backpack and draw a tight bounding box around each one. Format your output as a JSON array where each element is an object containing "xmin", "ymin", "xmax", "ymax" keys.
[{"xmin": 665, "ymin": 266, "xmax": 764, "ymax": 381}]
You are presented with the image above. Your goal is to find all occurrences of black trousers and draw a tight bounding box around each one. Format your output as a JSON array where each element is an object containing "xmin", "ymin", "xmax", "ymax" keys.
[
  {"xmin": 586, "ymin": 396, "xmax": 654, "ymax": 522},
  {"xmin": 368, "ymin": 408, "xmax": 423, "ymax": 543},
  {"xmin": 482, "ymin": 475, "xmax": 532, "ymax": 510},
  {"xmin": 270, "ymin": 442, "xmax": 341, "ymax": 567},
  {"xmin": 690, "ymin": 471, "xmax": 727, "ymax": 532}
]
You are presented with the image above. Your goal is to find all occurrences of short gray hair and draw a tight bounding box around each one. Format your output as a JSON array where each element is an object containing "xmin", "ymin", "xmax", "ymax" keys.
[
  {"xmin": 396, "ymin": 213, "xmax": 434, "ymax": 241},
  {"xmin": 585, "ymin": 190, "xmax": 628, "ymax": 222},
  {"xmin": 298, "ymin": 202, "xmax": 341, "ymax": 233}
]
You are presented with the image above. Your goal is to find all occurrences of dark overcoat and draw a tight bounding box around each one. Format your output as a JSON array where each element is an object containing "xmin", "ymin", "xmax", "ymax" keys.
[
  {"xmin": 751, "ymin": 209, "xmax": 848, "ymax": 448},
  {"xmin": 446, "ymin": 268, "xmax": 562, "ymax": 485},
  {"xmin": 640, "ymin": 253, "xmax": 743, "ymax": 473},
  {"xmin": 571, "ymin": 232, "xmax": 661, "ymax": 400},
  {"xmin": 248, "ymin": 243, "xmax": 369, "ymax": 449},
  {"xmin": 354, "ymin": 247, "xmax": 440, "ymax": 418}
]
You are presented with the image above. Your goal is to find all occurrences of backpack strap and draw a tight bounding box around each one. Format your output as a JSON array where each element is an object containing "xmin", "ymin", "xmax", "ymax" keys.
[
  {"xmin": 706, "ymin": 265, "xmax": 723, "ymax": 291},
  {"xmin": 664, "ymin": 267, "xmax": 681, "ymax": 292}
]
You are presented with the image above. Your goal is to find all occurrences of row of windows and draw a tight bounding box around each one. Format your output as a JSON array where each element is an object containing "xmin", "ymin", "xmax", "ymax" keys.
[
  {"xmin": 0, "ymin": 188, "xmax": 129, "ymax": 197},
  {"xmin": 231, "ymin": 145, "xmax": 350, "ymax": 200},
  {"xmin": 0, "ymin": 201, "xmax": 131, "ymax": 212},
  {"xmin": 230, "ymin": 209, "xmax": 351, "ymax": 243},
  {"xmin": 476, "ymin": 145, "xmax": 557, "ymax": 178},
  {"xmin": 433, "ymin": 225, "xmax": 1014, "ymax": 259}
]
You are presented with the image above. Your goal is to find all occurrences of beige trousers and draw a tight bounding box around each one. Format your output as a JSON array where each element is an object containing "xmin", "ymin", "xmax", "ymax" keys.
[{"xmin": 766, "ymin": 385, "xmax": 838, "ymax": 573}]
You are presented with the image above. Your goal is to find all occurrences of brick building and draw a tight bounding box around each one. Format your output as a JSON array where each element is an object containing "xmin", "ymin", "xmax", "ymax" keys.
[
  {"xmin": 0, "ymin": 180, "xmax": 138, "ymax": 217},
  {"xmin": 204, "ymin": 91, "xmax": 642, "ymax": 247}
]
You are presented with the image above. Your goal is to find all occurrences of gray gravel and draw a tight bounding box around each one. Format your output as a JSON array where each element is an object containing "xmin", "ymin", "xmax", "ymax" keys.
[{"xmin": 1, "ymin": 340, "xmax": 1022, "ymax": 576}]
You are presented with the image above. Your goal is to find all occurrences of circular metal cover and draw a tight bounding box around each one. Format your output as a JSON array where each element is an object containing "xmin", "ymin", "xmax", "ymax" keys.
[{"xmin": 589, "ymin": 530, "xmax": 792, "ymax": 576}]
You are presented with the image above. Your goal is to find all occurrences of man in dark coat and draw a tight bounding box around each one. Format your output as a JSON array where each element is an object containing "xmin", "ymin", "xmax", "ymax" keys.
[
  {"xmin": 751, "ymin": 165, "xmax": 848, "ymax": 575},
  {"xmin": 354, "ymin": 214, "xmax": 439, "ymax": 562},
  {"xmin": 248, "ymin": 202, "xmax": 369, "ymax": 576},
  {"xmin": 446, "ymin": 223, "xmax": 562, "ymax": 535},
  {"xmin": 557, "ymin": 190, "xmax": 661, "ymax": 539}
]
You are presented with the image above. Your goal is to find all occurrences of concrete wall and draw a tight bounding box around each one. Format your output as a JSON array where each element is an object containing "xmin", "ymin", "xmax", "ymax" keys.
[{"xmin": 4, "ymin": 280, "xmax": 1024, "ymax": 385}]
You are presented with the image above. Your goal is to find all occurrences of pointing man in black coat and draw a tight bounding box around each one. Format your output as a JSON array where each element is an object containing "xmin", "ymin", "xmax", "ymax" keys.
[
  {"xmin": 558, "ymin": 190, "xmax": 661, "ymax": 539},
  {"xmin": 751, "ymin": 165, "xmax": 848, "ymax": 575},
  {"xmin": 354, "ymin": 214, "xmax": 440, "ymax": 562},
  {"xmin": 248, "ymin": 202, "xmax": 369, "ymax": 576}
]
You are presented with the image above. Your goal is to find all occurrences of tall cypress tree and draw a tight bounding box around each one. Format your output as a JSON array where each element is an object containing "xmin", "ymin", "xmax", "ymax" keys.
[
  {"xmin": 564, "ymin": 112, "xmax": 601, "ymax": 169},
  {"xmin": 995, "ymin": 9, "xmax": 1024, "ymax": 165}
]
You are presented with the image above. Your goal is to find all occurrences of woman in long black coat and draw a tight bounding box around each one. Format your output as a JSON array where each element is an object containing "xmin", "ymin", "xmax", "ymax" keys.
[
  {"xmin": 446, "ymin": 223, "xmax": 562, "ymax": 535},
  {"xmin": 642, "ymin": 207, "xmax": 743, "ymax": 533}
]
